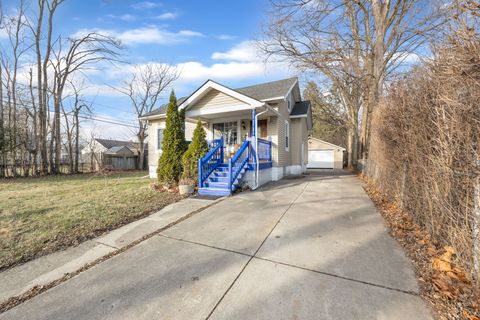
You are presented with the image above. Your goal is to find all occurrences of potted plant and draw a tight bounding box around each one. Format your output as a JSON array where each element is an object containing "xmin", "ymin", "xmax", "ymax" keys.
[{"xmin": 179, "ymin": 149, "xmax": 196, "ymax": 195}]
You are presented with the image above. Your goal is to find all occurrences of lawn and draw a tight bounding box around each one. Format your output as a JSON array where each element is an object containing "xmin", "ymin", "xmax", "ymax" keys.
[{"xmin": 0, "ymin": 171, "xmax": 183, "ymax": 270}]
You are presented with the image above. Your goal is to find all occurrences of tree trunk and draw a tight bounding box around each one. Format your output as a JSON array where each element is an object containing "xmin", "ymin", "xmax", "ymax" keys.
[
  {"xmin": 35, "ymin": 0, "xmax": 47, "ymax": 175},
  {"xmin": 0, "ymin": 67, "xmax": 4, "ymax": 179},
  {"xmin": 347, "ymin": 127, "xmax": 358, "ymax": 169},
  {"xmin": 137, "ymin": 124, "xmax": 145, "ymax": 170},
  {"xmin": 362, "ymin": 0, "xmax": 387, "ymax": 167},
  {"xmin": 49, "ymin": 112, "xmax": 55, "ymax": 174},
  {"xmin": 42, "ymin": 0, "xmax": 56, "ymax": 174},
  {"xmin": 74, "ymin": 111, "xmax": 79, "ymax": 173},
  {"xmin": 54, "ymin": 96, "xmax": 61, "ymax": 174}
]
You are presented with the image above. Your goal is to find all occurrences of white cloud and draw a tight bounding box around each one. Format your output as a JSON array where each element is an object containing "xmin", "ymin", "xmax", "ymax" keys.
[
  {"xmin": 156, "ymin": 12, "xmax": 178, "ymax": 20},
  {"xmin": 106, "ymin": 14, "xmax": 136, "ymax": 22},
  {"xmin": 99, "ymin": 41, "xmax": 291, "ymax": 91},
  {"xmin": 216, "ymin": 34, "xmax": 236, "ymax": 41},
  {"xmin": 211, "ymin": 41, "xmax": 259, "ymax": 62},
  {"xmin": 131, "ymin": 1, "xmax": 162, "ymax": 10},
  {"xmin": 72, "ymin": 27, "xmax": 204, "ymax": 45}
]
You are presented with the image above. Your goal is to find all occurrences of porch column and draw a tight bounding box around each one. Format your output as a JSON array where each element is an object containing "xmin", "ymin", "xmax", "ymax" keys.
[
  {"xmin": 251, "ymin": 108, "xmax": 257, "ymax": 167},
  {"xmin": 251, "ymin": 109, "xmax": 256, "ymax": 138}
]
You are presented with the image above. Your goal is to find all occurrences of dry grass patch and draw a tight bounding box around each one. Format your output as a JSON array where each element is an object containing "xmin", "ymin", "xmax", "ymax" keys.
[{"xmin": 0, "ymin": 171, "xmax": 183, "ymax": 270}]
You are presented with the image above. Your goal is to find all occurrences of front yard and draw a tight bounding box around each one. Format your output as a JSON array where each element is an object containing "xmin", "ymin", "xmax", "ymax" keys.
[{"xmin": 0, "ymin": 171, "xmax": 182, "ymax": 270}]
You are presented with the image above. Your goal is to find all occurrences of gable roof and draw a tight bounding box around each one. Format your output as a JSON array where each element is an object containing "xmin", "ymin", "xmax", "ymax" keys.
[
  {"xmin": 95, "ymin": 139, "xmax": 143, "ymax": 152},
  {"xmin": 308, "ymin": 137, "xmax": 346, "ymax": 150},
  {"xmin": 140, "ymin": 77, "xmax": 298, "ymax": 119},
  {"xmin": 179, "ymin": 79, "xmax": 264, "ymax": 111},
  {"xmin": 290, "ymin": 101, "xmax": 310, "ymax": 117},
  {"xmin": 104, "ymin": 146, "xmax": 134, "ymax": 155}
]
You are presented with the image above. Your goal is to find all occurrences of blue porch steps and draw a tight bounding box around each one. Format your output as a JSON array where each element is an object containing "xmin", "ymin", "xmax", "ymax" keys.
[{"xmin": 198, "ymin": 163, "xmax": 246, "ymax": 196}]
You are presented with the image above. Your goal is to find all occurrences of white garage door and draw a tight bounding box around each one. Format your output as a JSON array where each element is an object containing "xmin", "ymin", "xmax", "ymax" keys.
[{"xmin": 307, "ymin": 150, "xmax": 335, "ymax": 169}]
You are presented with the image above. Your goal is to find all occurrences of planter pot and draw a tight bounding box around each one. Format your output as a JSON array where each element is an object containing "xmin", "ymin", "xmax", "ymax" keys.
[{"xmin": 179, "ymin": 184, "xmax": 195, "ymax": 195}]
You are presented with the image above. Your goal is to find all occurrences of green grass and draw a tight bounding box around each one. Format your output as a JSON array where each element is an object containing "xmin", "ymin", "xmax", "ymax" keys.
[{"xmin": 0, "ymin": 171, "xmax": 183, "ymax": 270}]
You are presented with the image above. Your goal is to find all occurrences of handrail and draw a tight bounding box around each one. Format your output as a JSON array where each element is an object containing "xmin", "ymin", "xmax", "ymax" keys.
[
  {"xmin": 257, "ymin": 138, "xmax": 272, "ymax": 162},
  {"xmin": 228, "ymin": 140, "xmax": 249, "ymax": 191},
  {"xmin": 198, "ymin": 137, "xmax": 224, "ymax": 188}
]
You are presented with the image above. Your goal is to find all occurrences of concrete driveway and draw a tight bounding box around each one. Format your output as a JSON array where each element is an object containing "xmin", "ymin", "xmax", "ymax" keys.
[{"xmin": 1, "ymin": 170, "xmax": 432, "ymax": 320}]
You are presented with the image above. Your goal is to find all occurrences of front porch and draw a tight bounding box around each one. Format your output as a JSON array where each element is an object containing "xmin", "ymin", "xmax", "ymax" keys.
[{"xmin": 191, "ymin": 109, "xmax": 276, "ymax": 196}]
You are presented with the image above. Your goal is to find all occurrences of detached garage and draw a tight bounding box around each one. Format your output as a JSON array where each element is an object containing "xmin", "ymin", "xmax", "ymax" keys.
[{"xmin": 307, "ymin": 137, "xmax": 345, "ymax": 169}]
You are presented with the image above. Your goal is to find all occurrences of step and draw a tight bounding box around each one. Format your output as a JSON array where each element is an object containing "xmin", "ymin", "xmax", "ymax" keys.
[
  {"xmin": 198, "ymin": 187, "xmax": 231, "ymax": 196},
  {"xmin": 208, "ymin": 176, "xmax": 229, "ymax": 183},
  {"xmin": 211, "ymin": 172, "xmax": 228, "ymax": 178},
  {"xmin": 204, "ymin": 181, "xmax": 229, "ymax": 189}
]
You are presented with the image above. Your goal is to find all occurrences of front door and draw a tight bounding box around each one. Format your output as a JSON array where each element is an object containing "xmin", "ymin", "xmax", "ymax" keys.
[
  {"xmin": 248, "ymin": 119, "xmax": 268, "ymax": 139},
  {"xmin": 258, "ymin": 119, "xmax": 268, "ymax": 139},
  {"xmin": 213, "ymin": 121, "xmax": 238, "ymax": 159}
]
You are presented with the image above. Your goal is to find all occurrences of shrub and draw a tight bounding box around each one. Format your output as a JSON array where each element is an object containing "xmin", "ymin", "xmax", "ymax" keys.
[
  {"xmin": 180, "ymin": 120, "xmax": 209, "ymax": 185},
  {"xmin": 157, "ymin": 91, "xmax": 187, "ymax": 186}
]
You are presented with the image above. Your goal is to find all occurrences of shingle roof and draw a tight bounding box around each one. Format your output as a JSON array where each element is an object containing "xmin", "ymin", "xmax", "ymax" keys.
[
  {"xmin": 235, "ymin": 77, "xmax": 298, "ymax": 101},
  {"xmin": 95, "ymin": 139, "xmax": 142, "ymax": 152},
  {"xmin": 291, "ymin": 101, "xmax": 311, "ymax": 116},
  {"xmin": 104, "ymin": 146, "xmax": 134, "ymax": 155},
  {"xmin": 140, "ymin": 77, "xmax": 298, "ymax": 118}
]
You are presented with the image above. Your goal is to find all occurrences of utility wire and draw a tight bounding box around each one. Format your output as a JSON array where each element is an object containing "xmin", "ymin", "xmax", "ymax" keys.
[{"xmin": 1, "ymin": 99, "xmax": 140, "ymax": 128}]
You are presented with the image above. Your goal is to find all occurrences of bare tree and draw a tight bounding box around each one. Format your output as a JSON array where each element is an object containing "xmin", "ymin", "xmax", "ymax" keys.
[
  {"xmin": 1, "ymin": 1, "xmax": 29, "ymax": 176},
  {"xmin": 260, "ymin": 0, "xmax": 447, "ymax": 168},
  {"xmin": 303, "ymin": 81, "xmax": 348, "ymax": 148},
  {"xmin": 50, "ymin": 32, "xmax": 121, "ymax": 173},
  {"xmin": 61, "ymin": 81, "xmax": 91, "ymax": 173},
  {"xmin": 116, "ymin": 64, "xmax": 179, "ymax": 170}
]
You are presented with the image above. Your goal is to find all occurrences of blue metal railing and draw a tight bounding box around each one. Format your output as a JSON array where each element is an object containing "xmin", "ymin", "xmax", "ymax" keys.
[
  {"xmin": 257, "ymin": 138, "xmax": 272, "ymax": 162},
  {"xmin": 228, "ymin": 140, "xmax": 250, "ymax": 191},
  {"xmin": 198, "ymin": 137, "xmax": 224, "ymax": 188}
]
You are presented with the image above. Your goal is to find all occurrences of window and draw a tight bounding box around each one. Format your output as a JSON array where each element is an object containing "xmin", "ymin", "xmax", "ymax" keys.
[
  {"xmin": 285, "ymin": 120, "xmax": 289, "ymax": 151},
  {"xmin": 287, "ymin": 93, "xmax": 293, "ymax": 113},
  {"xmin": 213, "ymin": 122, "xmax": 238, "ymax": 145},
  {"xmin": 157, "ymin": 128, "xmax": 164, "ymax": 151}
]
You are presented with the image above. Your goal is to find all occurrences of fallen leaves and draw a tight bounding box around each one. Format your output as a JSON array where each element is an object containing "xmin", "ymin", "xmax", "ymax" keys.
[
  {"xmin": 463, "ymin": 310, "xmax": 480, "ymax": 320},
  {"xmin": 360, "ymin": 174, "xmax": 479, "ymax": 320},
  {"xmin": 432, "ymin": 246, "xmax": 455, "ymax": 273}
]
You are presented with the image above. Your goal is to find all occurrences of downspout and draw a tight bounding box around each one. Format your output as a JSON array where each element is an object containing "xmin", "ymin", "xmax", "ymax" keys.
[{"xmin": 252, "ymin": 105, "xmax": 269, "ymax": 190}]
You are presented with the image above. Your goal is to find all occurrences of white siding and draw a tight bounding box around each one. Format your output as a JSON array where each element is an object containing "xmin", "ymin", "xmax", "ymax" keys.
[
  {"xmin": 189, "ymin": 89, "xmax": 248, "ymax": 111},
  {"xmin": 147, "ymin": 118, "xmax": 196, "ymax": 176}
]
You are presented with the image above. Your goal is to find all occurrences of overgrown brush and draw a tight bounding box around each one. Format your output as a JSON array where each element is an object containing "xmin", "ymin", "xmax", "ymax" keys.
[{"xmin": 366, "ymin": 27, "xmax": 480, "ymax": 284}]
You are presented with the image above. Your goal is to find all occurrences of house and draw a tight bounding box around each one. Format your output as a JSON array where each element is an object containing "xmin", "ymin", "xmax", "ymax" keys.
[
  {"xmin": 139, "ymin": 77, "xmax": 313, "ymax": 196},
  {"xmin": 307, "ymin": 137, "xmax": 346, "ymax": 169},
  {"xmin": 80, "ymin": 138, "xmax": 147, "ymax": 171}
]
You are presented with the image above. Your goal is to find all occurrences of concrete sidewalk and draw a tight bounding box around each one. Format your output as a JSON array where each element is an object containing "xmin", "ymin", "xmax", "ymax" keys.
[
  {"xmin": 1, "ymin": 170, "xmax": 432, "ymax": 319},
  {"xmin": 0, "ymin": 197, "xmax": 221, "ymax": 304}
]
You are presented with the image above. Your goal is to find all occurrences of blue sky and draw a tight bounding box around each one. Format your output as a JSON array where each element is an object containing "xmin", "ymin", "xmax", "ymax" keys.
[{"xmin": 2, "ymin": 0, "xmax": 295, "ymax": 139}]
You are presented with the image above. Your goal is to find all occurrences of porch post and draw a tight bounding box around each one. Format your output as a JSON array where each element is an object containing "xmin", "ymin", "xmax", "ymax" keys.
[
  {"xmin": 251, "ymin": 109, "xmax": 256, "ymax": 138},
  {"xmin": 251, "ymin": 108, "xmax": 256, "ymax": 167}
]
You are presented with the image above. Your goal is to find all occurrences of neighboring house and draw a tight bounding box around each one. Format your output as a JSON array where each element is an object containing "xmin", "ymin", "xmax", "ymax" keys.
[
  {"xmin": 80, "ymin": 138, "xmax": 148, "ymax": 171},
  {"xmin": 139, "ymin": 77, "xmax": 312, "ymax": 196},
  {"xmin": 307, "ymin": 137, "xmax": 346, "ymax": 169}
]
